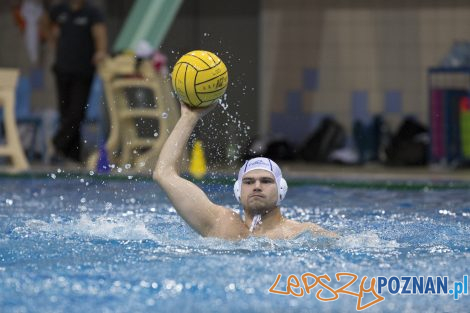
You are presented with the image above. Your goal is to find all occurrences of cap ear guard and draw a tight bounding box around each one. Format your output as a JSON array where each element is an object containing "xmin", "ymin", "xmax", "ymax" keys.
[
  {"xmin": 234, "ymin": 180, "xmax": 241, "ymax": 202},
  {"xmin": 233, "ymin": 178, "xmax": 288, "ymax": 205},
  {"xmin": 277, "ymin": 178, "xmax": 288, "ymax": 204}
]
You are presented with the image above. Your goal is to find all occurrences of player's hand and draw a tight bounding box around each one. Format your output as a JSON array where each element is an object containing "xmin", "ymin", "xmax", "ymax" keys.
[{"xmin": 180, "ymin": 101, "xmax": 217, "ymax": 118}]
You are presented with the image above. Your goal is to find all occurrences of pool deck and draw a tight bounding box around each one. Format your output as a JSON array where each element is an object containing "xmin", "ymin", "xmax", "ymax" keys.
[
  {"xmin": 278, "ymin": 162, "xmax": 470, "ymax": 182},
  {"xmin": 2, "ymin": 161, "xmax": 470, "ymax": 183}
]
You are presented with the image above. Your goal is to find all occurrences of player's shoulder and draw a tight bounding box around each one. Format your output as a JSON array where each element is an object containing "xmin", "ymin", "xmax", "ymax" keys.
[
  {"xmin": 206, "ymin": 206, "xmax": 249, "ymax": 239},
  {"xmin": 283, "ymin": 218, "xmax": 306, "ymax": 230},
  {"xmin": 285, "ymin": 219, "xmax": 338, "ymax": 238}
]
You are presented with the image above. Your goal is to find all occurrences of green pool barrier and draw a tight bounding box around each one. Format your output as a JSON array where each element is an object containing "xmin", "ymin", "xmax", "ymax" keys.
[{"xmin": 113, "ymin": 0, "xmax": 183, "ymax": 53}]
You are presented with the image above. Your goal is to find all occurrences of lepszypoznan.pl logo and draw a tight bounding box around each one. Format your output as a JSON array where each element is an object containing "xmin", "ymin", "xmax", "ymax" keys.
[{"xmin": 269, "ymin": 272, "xmax": 468, "ymax": 311}]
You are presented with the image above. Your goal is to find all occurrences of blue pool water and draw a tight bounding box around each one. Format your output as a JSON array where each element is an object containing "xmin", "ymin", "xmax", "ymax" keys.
[{"xmin": 0, "ymin": 174, "xmax": 469, "ymax": 312}]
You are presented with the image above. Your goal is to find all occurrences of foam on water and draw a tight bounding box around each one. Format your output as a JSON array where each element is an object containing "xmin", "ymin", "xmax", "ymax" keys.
[{"xmin": 16, "ymin": 212, "xmax": 339, "ymax": 252}]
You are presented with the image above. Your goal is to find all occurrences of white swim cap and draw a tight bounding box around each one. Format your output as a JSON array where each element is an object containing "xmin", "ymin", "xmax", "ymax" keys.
[{"xmin": 233, "ymin": 157, "xmax": 288, "ymax": 205}]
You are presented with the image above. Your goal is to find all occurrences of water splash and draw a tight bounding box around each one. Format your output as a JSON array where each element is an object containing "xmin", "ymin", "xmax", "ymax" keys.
[
  {"xmin": 338, "ymin": 231, "xmax": 400, "ymax": 250},
  {"xmin": 22, "ymin": 214, "xmax": 158, "ymax": 241}
]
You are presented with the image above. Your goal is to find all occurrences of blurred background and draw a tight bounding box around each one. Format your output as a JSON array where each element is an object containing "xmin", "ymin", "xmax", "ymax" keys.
[{"xmin": 1, "ymin": 0, "xmax": 470, "ymax": 172}]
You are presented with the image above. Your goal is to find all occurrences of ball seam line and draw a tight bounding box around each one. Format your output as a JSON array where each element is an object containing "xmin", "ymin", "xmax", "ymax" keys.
[
  {"xmin": 195, "ymin": 86, "xmax": 227, "ymax": 94},
  {"xmin": 195, "ymin": 71, "xmax": 228, "ymax": 85},
  {"xmin": 184, "ymin": 54, "xmax": 212, "ymax": 68},
  {"xmin": 183, "ymin": 64, "xmax": 191, "ymax": 104},
  {"xmin": 194, "ymin": 71, "xmax": 203, "ymax": 103}
]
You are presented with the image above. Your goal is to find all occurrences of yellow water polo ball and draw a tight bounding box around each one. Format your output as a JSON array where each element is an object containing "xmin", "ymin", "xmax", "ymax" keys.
[{"xmin": 171, "ymin": 50, "xmax": 229, "ymax": 107}]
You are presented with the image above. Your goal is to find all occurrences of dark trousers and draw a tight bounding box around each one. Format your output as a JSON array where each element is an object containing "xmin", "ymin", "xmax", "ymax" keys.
[{"xmin": 53, "ymin": 71, "xmax": 93, "ymax": 162}]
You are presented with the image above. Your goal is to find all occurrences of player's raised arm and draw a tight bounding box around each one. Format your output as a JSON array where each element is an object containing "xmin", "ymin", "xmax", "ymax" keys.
[
  {"xmin": 154, "ymin": 50, "xmax": 248, "ymax": 239},
  {"xmin": 153, "ymin": 103, "xmax": 224, "ymax": 236}
]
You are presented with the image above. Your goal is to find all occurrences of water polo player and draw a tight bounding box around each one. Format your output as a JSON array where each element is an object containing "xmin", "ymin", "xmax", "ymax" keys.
[{"xmin": 153, "ymin": 102, "xmax": 337, "ymax": 240}]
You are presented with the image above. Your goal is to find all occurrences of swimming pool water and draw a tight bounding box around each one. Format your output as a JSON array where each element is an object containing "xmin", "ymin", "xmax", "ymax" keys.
[{"xmin": 0, "ymin": 174, "xmax": 469, "ymax": 312}]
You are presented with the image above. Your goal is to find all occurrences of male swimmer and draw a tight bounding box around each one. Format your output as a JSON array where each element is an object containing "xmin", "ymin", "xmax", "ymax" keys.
[{"xmin": 153, "ymin": 103, "xmax": 337, "ymax": 240}]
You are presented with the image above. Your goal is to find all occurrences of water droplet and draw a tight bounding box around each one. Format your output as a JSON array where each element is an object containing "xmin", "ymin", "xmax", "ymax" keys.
[
  {"xmin": 225, "ymin": 283, "xmax": 236, "ymax": 292},
  {"xmin": 124, "ymin": 164, "xmax": 131, "ymax": 170},
  {"xmin": 80, "ymin": 198, "xmax": 86, "ymax": 203},
  {"xmin": 161, "ymin": 112, "xmax": 168, "ymax": 119},
  {"xmin": 51, "ymin": 174, "xmax": 56, "ymax": 179},
  {"xmin": 5, "ymin": 199, "xmax": 13, "ymax": 205}
]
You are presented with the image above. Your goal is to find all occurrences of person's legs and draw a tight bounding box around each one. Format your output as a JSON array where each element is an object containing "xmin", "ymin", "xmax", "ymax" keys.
[
  {"xmin": 66, "ymin": 74, "xmax": 93, "ymax": 161},
  {"xmin": 52, "ymin": 71, "xmax": 72, "ymax": 157},
  {"xmin": 53, "ymin": 72, "xmax": 93, "ymax": 161}
]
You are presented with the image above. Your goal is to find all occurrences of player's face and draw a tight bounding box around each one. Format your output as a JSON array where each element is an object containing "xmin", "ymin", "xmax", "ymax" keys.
[{"xmin": 240, "ymin": 170, "xmax": 278, "ymax": 214}]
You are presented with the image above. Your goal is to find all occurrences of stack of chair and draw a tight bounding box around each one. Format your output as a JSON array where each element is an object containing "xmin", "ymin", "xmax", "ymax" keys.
[
  {"xmin": 0, "ymin": 68, "xmax": 29, "ymax": 172},
  {"xmin": 87, "ymin": 54, "xmax": 179, "ymax": 174}
]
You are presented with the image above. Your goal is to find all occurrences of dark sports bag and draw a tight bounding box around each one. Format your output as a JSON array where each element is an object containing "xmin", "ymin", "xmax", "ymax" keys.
[
  {"xmin": 385, "ymin": 117, "xmax": 429, "ymax": 165},
  {"xmin": 298, "ymin": 117, "xmax": 346, "ymax": 162}
]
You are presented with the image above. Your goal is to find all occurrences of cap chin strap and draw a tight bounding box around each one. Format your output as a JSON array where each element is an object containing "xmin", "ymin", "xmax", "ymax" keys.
[
  {"xmin": 249, "ymin": 214, "xmax": 262, "ymax": 232},
  {"xmin": 233, "ymin": 178, "xmax": 288, "ymax": 206}
]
